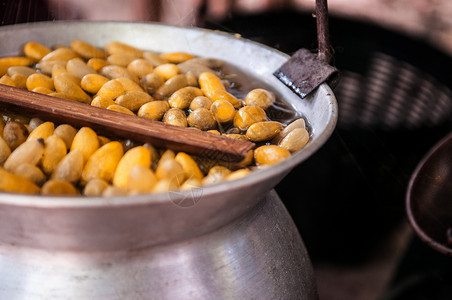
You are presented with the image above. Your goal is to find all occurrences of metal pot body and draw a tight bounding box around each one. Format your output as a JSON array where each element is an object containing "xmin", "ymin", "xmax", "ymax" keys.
[
  {"xmin": 0, "ymin": 191, "xmax": 316, "ymax": 300},
  {"xmin": 0, "ymin": 22, "xmax": 337, "ymax": 299}
]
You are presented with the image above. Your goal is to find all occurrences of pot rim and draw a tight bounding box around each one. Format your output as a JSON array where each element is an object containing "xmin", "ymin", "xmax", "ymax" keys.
[
  {"xmin": 0, "ymin": 21, "xmax": 338, "ymax": 209},
  {"xmin": 406, "ymin": 131, "xmax": 452, "ymax": 256}
]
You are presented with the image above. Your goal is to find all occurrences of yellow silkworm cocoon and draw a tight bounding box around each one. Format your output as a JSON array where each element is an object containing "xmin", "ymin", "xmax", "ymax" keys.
[
  {"xmin": 189, "ymin": 96, "xmax": 213, "ymax": 111},
  {"xmin": 102, "ymin": 186, "xmax": 129, "ymax": 197},
  {"xmin": 28, "ymin": 118, "xmax": 44, "ymax": 132},
  {"xmin": 0, "ymin": 56, "xmax": 33, "ymax": 76},
  {"xmin": 160, "ymin": 52, "xmax": 196, "ymax": 64},
  {"xmin": 13, "ymin": 163, "xmax": 46, "ymax": 186},
  {"xmin": 40, "ymin": 47, "xmax": 78, "ymax": 62},
  {"xmin": 106, "ymin": 104, "xmax": 135, "ymax": 115},
  {"xmin": 66, "ymin": 57, "xmax": 96, "ymax": 79},
  {"xmin": 127, "ymin": 165, "xmax": 157, "ymax": 193},
  {"xmin": 70, "ymin": 40, "xmax": 105, "ymax": 59},
  {"xmin": 0, "ymin": 136, "xmax": 11, "ymax": 165},
  {"xmin": 127, "ymin": 58, "xmax": 154, "ymax": 78},
  {"xmin": 198, "ymin": 72, "xmax": 226, "ymax": 98},
  {"xmin": 233, "ymin": 105, "xmax": 268, "ymax": 131},
  {"xmin": 32, "ymin": 86, "xmax": 53, "ymax": 95},
  {"xmin": 0, "ymin": 167, "xmax": 40, "ymax": 194},
  {"xmin": 23, "ymin": 42, "xmax": 52, "ymax": 61},
  {"xmin": 27, "ymin": 121, "xmax": 54, "ymax": 141},
  {"xmin": 2, "ymin": 121, "xmax": 27, "ymax": 151},
  {"xmin": 98, "ymin": 136, "xmax": 111, "ymax": 147},
  {"xmin": 81, "ymin": 73, "xmax": 109, "ymax": 94},
  {"xmin": 101, "ymin": 65, "xmax": 138, "ymax": 83},
  {"xmin": 137, "ymin": 101, "xmax": 170, "ymax": 121},
  {"xmin": 54, "ymin": 124, "xmax": 76, "ymax": 150},
  {"xmin": 0, "ymin": 75, "xmax": 15, "ymax": 87},
  {"xmin": 278, "ymin": 128, "xmax": 310, "ymax": 152},
  {"xmin": 91, "ymin": 95, "xmax": 115, "ymax": 109},
  {"xmin": 115, "ymin": 77, "xmax": 144, "ymax": 92},
  {"xmin": 51, "ymin": 149, "xmax": 84, "ymax": 183},
  {"xmin": 185, "ymin": 71, "xmax": 198, "ymax": 86},
  {"xmin": 7, "ymin": 66, "xmax": 36, "ymax": 77},
  {"xmin": 56, "ymin": 70, "xmax": 80, "ymax": 86},
  {"xmin": 180, "ymin": 177, "xmax": 202, "ymax": 190},
  {"xmin": 143, "ymin": 143, "xmax": 160, "ymax": 169},
  {"xmin": 207, "ymin": 129, "xmax": 221, "ymax": 135},
  {"xmin": 202, "ymin": 165, "xmax": 231, "ymax": 185},
  {"xmin": 104, "ymin": 41, "xmax": 143, "ymax": 57},
  {"xmin": 87, "ymin": 58, "xmax": 109, "ymax": 72},
  {"xmin": 54, "ymin": 73, "xmax": 91, "ymax": 104},
  {"xmin": 154, "ymin": 74, "xmax": 188, "ymax": 99},
  {"xmin": 113, "ymin": 146, "xmax": 151, "ymax": 188},
  {"xmin": 155, "ymin": 158, "xmax": 186, "ymax": 184},
  {"xmin": 210, "ymin": 99, "xmax": 236, "ymax": 123},
  {"xmin": 96, "ymin": 79, "xmax": 125, "ymax": 99},
  {"xmin": 51, "ymin": 63, "xmax": 67, "ymax": 80},
  {"xmin": 153, "ymin": 63, "xmax": 180, "ymax": 81},
  {"xmin": 11, "ymin": 73, "xmax": 27, "ymax": 89},
  {"xmin": 222, "ymin": 133, "xmax": 250, "ymax": 141},
  {"xmin": 254, "ymin": 145, "xmax": 290, "ymax": 165},
  {"xmin": 210, "ymin": 90, "xmax": 242, "ymax": 109},
  {"xmin": 83, "ymin": 178, "xmax": 110, "ymax": 196},
  {"xmin": 33, "ymin": 60, "xmax": 64, "ymax": 76},
  {"xmin": 168, "ymin": 86, "xmax": 204, "ymax": 110},
  {"xmin": 174, "ymin": 152, "xmax": 204, "ymax": 181},
  {"xmin": 152, "ymin": 178, "xmax": 179, "ymax": 193},
  {"xmin": 158, "ymin": 149, "xmax": 175, "ymax": 164},
  {"xmin": 162, "ymin": 108, "xmax": 187, "ymax": 127},
  {"xmin": 70, "ymin": 127, "xmax": 100, "ymax": 163},
  {"xmin": 3, "ymin": 138, "xmax": 44, "ymax": 172},
  {"xmin": 244, "ymin": 88, "xmax": 275, "ymax": 110},
  {"xmin": 26, "ymin": 73, "xmax": 54, "ymax": 91},
  {"xmin": 271, "ymin": 118, "xmax": 306, "ymax": 144},
  {"xmin": 107, "ymin": 52, "xmax": 138, "ymax": 67},
  {"xmin": 41, "ymin": 180, "xmax": 78, "ymax": 195},
  {"xmin": 187, "ymin": 108, "xmax": 216, "ymax": 131},
  {"xmin": 143, "ymin": 51, "xmax": 168, "ymax": 66},
  {"xmin": 231, "ymin": 149, "xmax": 254, "ymax": 169},
  {"xmin": 246, "ymin": 121, "xmax": 283, "ymax": 142},
  {"xmin": 48, "ymin": 92, "xmax": 82, "ymax": 102},
  {"xmin": 226, "ymin": 168, "xmax": 251, "ymax": 181},
  {"xmin": 41, "ymin": 134, "xmax": 67, "ymax": 175},
  {"xmin": 115, "ymin": 90, "xmax": 153, "ymax": 111},
  {"xmin": 81, "ymin": 141, "xmax": 124, "ymax": 184}
]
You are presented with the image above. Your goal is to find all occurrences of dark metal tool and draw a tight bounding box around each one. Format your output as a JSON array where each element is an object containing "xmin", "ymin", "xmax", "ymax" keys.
[{"xmin": 274, "ymin": 0, "xmax": 339, "ymax": 98}]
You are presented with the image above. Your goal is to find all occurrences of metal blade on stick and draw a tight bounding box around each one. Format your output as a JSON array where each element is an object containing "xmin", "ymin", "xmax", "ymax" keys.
[{"xmin": 274, "ymin": 0, "xmax": 339, "ymax": 98}]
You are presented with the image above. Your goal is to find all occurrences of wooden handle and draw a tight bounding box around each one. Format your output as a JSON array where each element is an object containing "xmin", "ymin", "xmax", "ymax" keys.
[
  {"xmin": 0, "ymin": 84, "xmax": 255, "ymax": 161},
  {"xmin": 316, "ymin": 0, "xmax": 333, "ymax": 64}
]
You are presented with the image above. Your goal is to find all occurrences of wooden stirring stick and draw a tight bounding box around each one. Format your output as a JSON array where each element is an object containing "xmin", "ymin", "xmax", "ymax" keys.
[{"xmin": 0, "ymin": 84, "xmax": 255, "ymax": 161}]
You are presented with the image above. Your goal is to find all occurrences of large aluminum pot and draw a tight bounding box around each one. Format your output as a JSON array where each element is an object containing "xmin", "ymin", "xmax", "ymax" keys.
[{"xmin": 0, "ymin": 21, "xmax": 337, "ymax": 299}]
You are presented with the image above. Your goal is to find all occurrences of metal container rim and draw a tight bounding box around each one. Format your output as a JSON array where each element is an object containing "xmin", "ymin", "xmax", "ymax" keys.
[{"xmin": 0, "ymin": 20, "xmax": 338, "ymax": 208}]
